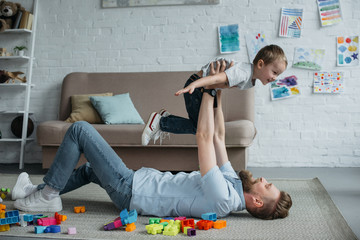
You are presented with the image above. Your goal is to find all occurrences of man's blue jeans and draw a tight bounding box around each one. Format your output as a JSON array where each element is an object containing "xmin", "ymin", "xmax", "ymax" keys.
[
  {"xmin": 159, "ymin": 74, "xmax": 202, "ymax": 135},
  {"xmin": 38, "ymin": 121, "xmax": 134, "ymax": 210}
]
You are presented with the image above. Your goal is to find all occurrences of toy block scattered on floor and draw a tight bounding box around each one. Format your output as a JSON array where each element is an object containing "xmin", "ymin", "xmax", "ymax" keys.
[
  {"xmin": 187, "ymin": 228, "xmax": 196, "ymax": 236},
  {"xmin": 201, "ymin": 212, "xmax": 217, "ymax": 221},
  {"xmin": 181, "ymin": 218, "xmax": 194, "ymax": 231},
  {"xmin": 213, "ymin": 220, "xmax": 226, "ymax": 229},
  {"xmin": 37, "ymin": 217, "xmax": 57, "ymax": 226},
  {"xmin": 146, "ymin": 224, "xmax": 163, "ymax": 235},
  {"xmin": 54, "ymin": 212, "xmax": 67, "ymax": 224},
  {"xmin": 0, "ymin": 188, "xmax": 10, "ymax": 201},
  {"xmin": 68, "ymin": 227, "xmax": 76, "ymax": 235},
  {"xmin": 34, "ymin": 226, "xmax": 47, "ymax": 234},
  {"xmin": 104, "ymin": 217, "xmax": 123, "ymax": 231},
  {"xmin": 196, "ymin": 220, "xmax": 213, "ymax": 230},
  {"xmin": 149, "ymin": 217, "xmax": 161, "ymax": 224},
  {"xmin": 174, "ymin": 216, "xmax": 186, "ymax": 221},
  {"xmin": 0, "ymin": 210, "xmax": 20, "ymax": 225},
  {"xmin": 44, "ymin": 225, "xmax": 61, "ymax": 233},
  {"xmin": 125, "ymin": 222, "xmax": 136, "ymax": 232},
  {"xmin": 74, "ymin": 206, "xmax": 86, "ymax": 213}
]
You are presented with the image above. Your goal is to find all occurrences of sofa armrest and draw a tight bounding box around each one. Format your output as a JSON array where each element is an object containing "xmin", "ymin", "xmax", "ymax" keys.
[{"xmin": 225, "ymin": 120, "xmax": 257, "ymax": 147}]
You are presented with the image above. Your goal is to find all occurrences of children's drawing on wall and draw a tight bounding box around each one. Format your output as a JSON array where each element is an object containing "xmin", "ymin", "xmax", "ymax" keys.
[
  {"xmin": 279, "ymin": 8, "xmax": 303, "ymax": 38},
  {"xmin": 218, "ymin": 24, "xmax": 240, "ymax": 54},
  {"xmin": 270, "ymin": 75, "xmax": 300, "ymax": 101},
  {"xmin": 245, "ymin": 31, "xmax": 268, "ymax": 62},
  {"xmin": 293, "ymin": 47, "xmax": 325, "ymax": 70},
  {"xmin": 313, "ymin": 72, "xmax": 344, "ymax": 93},
  {"xmin": 337, "ymin": 36, "xmax": 359, "ymax": 66},
  {"xmin": 317, "ymin": 0, "xmax": 342, "ymax": 26}
]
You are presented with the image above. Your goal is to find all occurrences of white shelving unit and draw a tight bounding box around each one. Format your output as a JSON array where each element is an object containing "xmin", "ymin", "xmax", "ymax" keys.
[{"xmin": 0, "ymin": 0, "xmax": 38, "ymax": 169}]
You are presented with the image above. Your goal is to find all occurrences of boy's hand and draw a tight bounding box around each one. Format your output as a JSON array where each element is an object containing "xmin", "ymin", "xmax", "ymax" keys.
[{"xmin": 175, "ymin": 83, "xmax": 196, "ymax": 96}]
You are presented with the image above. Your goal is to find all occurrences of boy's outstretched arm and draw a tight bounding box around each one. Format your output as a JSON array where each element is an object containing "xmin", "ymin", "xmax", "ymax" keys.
[{"xmin": 175, "ymin": 61, "xmax": 230, "ymax": 96}]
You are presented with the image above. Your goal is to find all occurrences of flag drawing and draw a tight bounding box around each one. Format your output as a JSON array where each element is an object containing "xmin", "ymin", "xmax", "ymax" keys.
[
  {"xmin": 279, "ymin": 8, "xmax": 303, "ymax": 38},
  {"xmin": 317, "ymin": 0, "xmax": 342, "ymax": 26}
]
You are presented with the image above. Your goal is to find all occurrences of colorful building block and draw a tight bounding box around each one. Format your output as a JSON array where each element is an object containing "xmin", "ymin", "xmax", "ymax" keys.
[
  {"xmin": 23, "ymin": 214, "xmax": 33, "ymax": 222},
  {"xmin": 0, "ymin": 204, "xmax": 6, "ymax": 211},
  {"xmin": 125, "ymin": 222, "xmax": 136, "ymax": 232},
  {"xmin": 120, "ymin": 208, "xmax": 137, "ymax": 225},
  {"xmin": 104, "ymin": 217, "xmax": 123, "ymax": 231},
  {"xmin": 127, "ymin": 209, "xmax": 137, "ymax": 224},
  {"xmin": 37, "ymin": 217, "xmax": 57, "ymax": 226},
  {"xmin": 74, "ymin": 206, "xmax": 86, "ymax": 213},
  {"xmin": 174, "ymin": 216, "xmax": 186, "ymax": 221},
  {"xmin": 32, "ymin": 214, "xmax": 44, "ymax": 225},
  {"xmin": 196, "ymin": 220, "xmax": 213, "ymax": 230},
  {"xmin": 34, "ymin": 226, "xmax": 47, "ymax": 234},
  {"xmin": 181, "ymin": 218, "xmax": 195, "ymax": 231},
  {"xmin": 0, "ymin": 224, "xmax": 10, "ymax": 232},
  {"xmin": 201, "ymin": 212, "xmax": 217, "ymax": 221},
  {"xmin": 163, "ymin": 220, "xmax": 180, "ymax": 236},
  {"xmin": 149, "ymin": 217, "xmax": 161, "ymax": 224},
  {"xmin": 0, "ymin": 188, "xmax": 10, "ymax": 200},
  {"xmin": 146, "ymin": 224, "xmax": 163, "ymax": 235},
  {"xmin": 0, "ymin": 210, "xmax": 20, "ymax": 225},
  {"xmin": 213, "ymin": 220, "xmax": 226, "ymax": 229},
  {"xmin": 68, "ymin": 227, "xmax": 77, "ymax": 235},
  {"xmin": 55, "ymin": 212, "xmax": 67, "ymax": 224},
  {"xmin": 45, "ymin": 225, "xmax": 61, "ymax": 233},
  {"xmin": 187, "ymin": 228, "xmax": 196, "ymax": 236}
]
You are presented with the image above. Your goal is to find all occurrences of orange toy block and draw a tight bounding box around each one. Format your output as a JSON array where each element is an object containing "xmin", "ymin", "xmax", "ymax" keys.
[
  {"xmin": 213, "ymin": 220, "xmax": 226, "ymax": 229},
  {"xmin": 160, "ymin": 219, "xmax": 170, "ymax": 223},
  {"xmin": 74, "ymin": 206, "xmax": 86, "ymax": 213},
  {"xmin": 196, "ymin": 220, "xmax": 213, "ymax": 230},
  {"xmin": 0, "ymin": 204, "xmax": 6, "ymax": 212},
  {"xmin": 55, "ymin": 212, "xmax": 67, "ymax": 224},
  {"xmin": 125, "ymin": 222, "xmax": 136, "ymax": 232}
]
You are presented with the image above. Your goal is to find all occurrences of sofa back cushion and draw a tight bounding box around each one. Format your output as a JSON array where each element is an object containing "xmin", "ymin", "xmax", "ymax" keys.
[{"xmin": 59, "ymin": 72, "xmax": 254, "ymax": 123}]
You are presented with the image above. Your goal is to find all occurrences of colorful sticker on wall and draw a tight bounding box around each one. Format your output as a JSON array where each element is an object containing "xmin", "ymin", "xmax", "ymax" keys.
[
  {"xmin": 218, "ymin": 24, "xmax": 240, "ymax": 54},
  {"xmin": 279, "ymin": 8, "xmax": 303, "ymax": 38},
  {"xmin": 293, "ymin": 47, "xmax": 325, "ymax": 70},
  {"xmin": 317, "ymin": 0, "xmax": 342, "ymax": 26},
  {"xmin": 270, "ymin": 75, "xmax": 300, "ymax": 101},
  {"xmin": 313, "ymin": 72, "xmax": 344, "ymax": 93},
  {"xmin": 245, "ymin": 31, "xmax": 268, "ymax": 62},
  {"xmin": 337, "ymin": 36, "xmax": 359, "ymax": 67}
]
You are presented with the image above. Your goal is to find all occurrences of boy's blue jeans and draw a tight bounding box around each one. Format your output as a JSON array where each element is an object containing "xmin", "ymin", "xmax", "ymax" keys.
[
  {"xmin": 160, "ymin": 74, "xmax": 202, "ymax": 135},
  {"xmin": 38, "ymin": 121, "xmax": 134, "ymax": 210}
]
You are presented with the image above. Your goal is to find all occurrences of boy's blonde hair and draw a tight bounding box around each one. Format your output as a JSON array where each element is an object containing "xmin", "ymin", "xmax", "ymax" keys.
[{"xmin": 253, "ymin": 45, "xmax": 288, "ymax": 67}]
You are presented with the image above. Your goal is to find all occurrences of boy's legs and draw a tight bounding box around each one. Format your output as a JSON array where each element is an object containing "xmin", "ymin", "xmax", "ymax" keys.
[
  {"xmin": 159, "ymin": 74, "xmax": 203, "ymax": 135},
  {"xmin": 15, "ymin": 121, "xmax": 134, "ymax": 211}
]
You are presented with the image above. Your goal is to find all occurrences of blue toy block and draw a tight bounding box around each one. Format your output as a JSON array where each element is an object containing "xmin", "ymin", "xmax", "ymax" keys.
[
  {"xmin": 120, "ymin": 209, "xmax": 129, "ymax": 225},
  {"xmin": 127, "ymin": 209, "xmax": 137, "ymax": 224},
  {"xmin": 201, "ymin": 212, "xmax": 217, "ymax": 221},
  {"xmin": 32, "ymin": 214, "xmax": 44, "ymax": 225},
  {"xmin": 45, "ymin": 225, "xmax": 61, "ymax": 233},
  {"xmin": 23, "ymin": 214, "xmax": 33, "ymax": 222},
  {"xmin": 0, "ymin": 211, "xmax": 20, "ymax": 225},
  {"xmin": 34, "ymin": 226, "xmax": 47, "ymax": 234},
  {"xmin": 163, "ymin": 217, "xmax": 174, "ymax": 220}
]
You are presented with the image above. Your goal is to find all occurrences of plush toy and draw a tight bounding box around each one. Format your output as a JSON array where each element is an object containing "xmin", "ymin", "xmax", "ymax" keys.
[
  {"xmin": 0, "ymin": 0, "xmax": 25, "ymax": 32},
  {"xmin": 0, "ymin": 70, "xmax": 26, "ymax": 83}
]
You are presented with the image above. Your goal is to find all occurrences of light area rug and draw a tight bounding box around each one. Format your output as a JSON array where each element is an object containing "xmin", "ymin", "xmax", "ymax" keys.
[{"xmin": 0, "ymin": 174, "xmax": 357, "ymax": 240}]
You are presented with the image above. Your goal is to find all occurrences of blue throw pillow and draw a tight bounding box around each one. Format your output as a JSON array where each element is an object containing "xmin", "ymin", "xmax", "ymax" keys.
[{"xmin": 90, "ymin": 93, "xmax": 144, "ymax": 124}]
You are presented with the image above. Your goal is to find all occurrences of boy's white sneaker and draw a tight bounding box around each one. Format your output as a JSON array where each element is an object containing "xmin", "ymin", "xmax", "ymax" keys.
[
  {"xmin": 142, "ymin": 112, "xmax": 161, "ymax": 146},
  {"xmin": 14, "ymin": 190, "xmax": 62, "ymax": 212},
  {"xmin": 12, "ymin": 172, "xmax": 37, "ymax": 200},
  {"xmin": 159, "ymin": 109, "xmax": 171, "ymax": 117}
]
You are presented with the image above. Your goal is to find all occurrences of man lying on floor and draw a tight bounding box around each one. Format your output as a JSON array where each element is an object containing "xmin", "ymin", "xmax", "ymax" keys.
[{"xmin": 12, "ymin": 63, "xmax": 292, "ymax": 220}]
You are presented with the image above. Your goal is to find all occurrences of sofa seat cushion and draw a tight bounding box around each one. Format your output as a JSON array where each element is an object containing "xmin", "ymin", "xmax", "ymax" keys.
[{"xmin": 37, "ymin": 120, "xmax": 256, "ymax": 147}]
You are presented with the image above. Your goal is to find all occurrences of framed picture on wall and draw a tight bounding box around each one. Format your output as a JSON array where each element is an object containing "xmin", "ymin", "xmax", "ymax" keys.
[{"xmin": 102, "ymin": 0, "xmax": 220, "ymax": 8}]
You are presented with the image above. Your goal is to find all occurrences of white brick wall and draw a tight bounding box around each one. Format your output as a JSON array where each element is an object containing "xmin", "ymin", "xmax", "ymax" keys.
[{"xmin": 1, "ymin": 0, "xmax": 359, "ymax": 167}]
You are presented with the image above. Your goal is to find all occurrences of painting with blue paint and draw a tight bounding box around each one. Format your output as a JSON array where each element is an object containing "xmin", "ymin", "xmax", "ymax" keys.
[
  {"xmin": 293, "ymin": 47, "xmax": 325, "ymax": 70},
  {"xmin": 279, "ymin": 8, "xmax": 303, "ymax": 38},
  {"xmin": 337, "ymin": 36, "xmax": 359, "ymax": 67},
  {"xmin": 218, "ymin": 24, "xmax": 240, "ymax": 54},
  {"xmin": 317, "ymin": 0, "xmax": 342, "ymax": 26},
  {"xmin": 270, "ymin": 75, "xmax": 300, "ymax": 101},
  {"xmin": 245, "ymin": 31, "xmax": 268, "ymax": 62}
]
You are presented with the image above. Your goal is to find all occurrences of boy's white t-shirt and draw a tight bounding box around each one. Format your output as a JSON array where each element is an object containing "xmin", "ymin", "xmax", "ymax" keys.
[{"xmin": 200, "ymin": 58, "xmax": 255, "ymax": 90}]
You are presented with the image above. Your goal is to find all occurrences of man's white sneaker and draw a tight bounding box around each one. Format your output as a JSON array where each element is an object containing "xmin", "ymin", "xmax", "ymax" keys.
[
  {"xmin": 142, "ymin": 112, "xmax": 161, "ymax": 146},
  {"xmin": 12, "ymin": 172, "xmax": 37, "ymax": 200},
  {"xmin": 159, "ymin": 109, "xmax": 171, "ymax": 117},
  {"xmin": 14, "ymin": 190, "xmax": 62, "ymax": 212}
]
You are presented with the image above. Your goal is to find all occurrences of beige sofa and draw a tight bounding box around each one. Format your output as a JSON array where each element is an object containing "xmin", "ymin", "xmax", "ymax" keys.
[{"xmin": 37, "ymin": 72, "xmax": 256, "ymax": 171}]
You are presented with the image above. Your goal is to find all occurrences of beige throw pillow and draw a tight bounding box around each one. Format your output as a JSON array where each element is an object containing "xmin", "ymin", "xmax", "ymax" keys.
[{"xmin": 65, "ymin": 93, "xmax": 113, "ymax": 123}]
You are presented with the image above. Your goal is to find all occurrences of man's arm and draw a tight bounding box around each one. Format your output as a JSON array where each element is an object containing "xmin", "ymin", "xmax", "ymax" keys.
[
  {"xmin": 196, "ymin": 87, "xmax": 217, "ymax": 177},
  {"xmin": 175, "ymin": 61, "xmax": 230, "ymax": 96}
]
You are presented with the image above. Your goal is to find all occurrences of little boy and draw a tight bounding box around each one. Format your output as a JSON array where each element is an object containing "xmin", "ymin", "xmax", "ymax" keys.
[{"xmin": 142, "ymin": 44, "xmax": 287, "ymax": 146}]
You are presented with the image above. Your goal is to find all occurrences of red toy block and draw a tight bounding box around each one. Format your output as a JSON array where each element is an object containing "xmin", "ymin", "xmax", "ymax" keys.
[
  {"xmin": 37, "ymin": 217, "xmax": 57, "ymax": 226},
  {"xmin": 213, "ymin": 220, "xmax": 226, "ymax": 229},
  {"xmin": 181, "ymin": 218, "xmax": 195, "ymax": 231},
  {"xmin": 54, "ymin": 212, "xmax": 67, "ymax": 224},
  {"xmin": 74, "ymin": 206, "xmax": 85, "ymax": 213},
  {"xmin": 174, "ymin": 216, "xmax": 186, "ymax": 221},
  {"xmin": 196, "ymin": 220, "xmax": 213, "ymax": 230}
]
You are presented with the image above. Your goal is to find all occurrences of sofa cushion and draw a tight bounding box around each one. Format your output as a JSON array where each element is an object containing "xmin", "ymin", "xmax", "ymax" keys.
[
  {"xmin": 37, "ymin": 120, "xmax": 256, "ymax": 147},
  {"xmin": 65, "ymin": 92, "xmax": 113, "ymax": 123},
  {"xmin": 90, "ymin": 93, "xmax": 144, "ymax": 125}
]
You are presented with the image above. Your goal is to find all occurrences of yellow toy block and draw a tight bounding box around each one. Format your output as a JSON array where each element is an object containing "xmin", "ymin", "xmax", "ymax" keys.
[
  {"xmin": 183, "ymin": 226, "xmax": 192, "ymax": 234},
  {"xmin": 146, "ymin": 224, "xmax": 163, "ymax": 235},
  {"xmin": 0, "ymin": 224, "xmax": 10, "ymax": 232}
]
